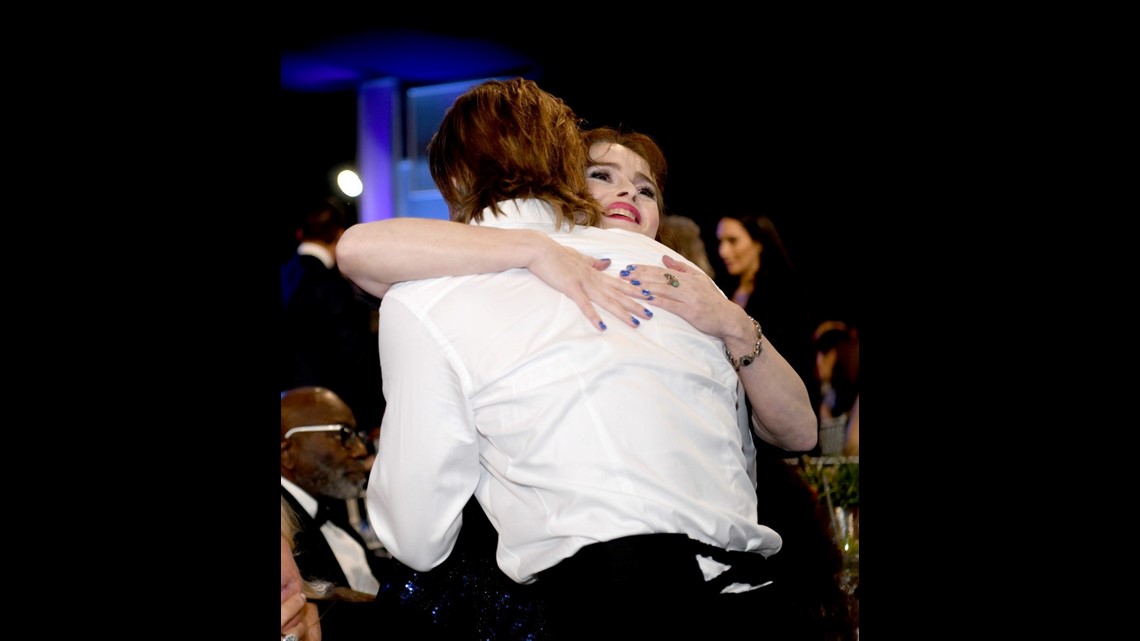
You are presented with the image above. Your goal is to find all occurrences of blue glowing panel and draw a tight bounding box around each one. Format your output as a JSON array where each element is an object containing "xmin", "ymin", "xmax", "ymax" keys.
[
  {"xmin": 358, "ymin": 79, "xmax": 399, "ymax": 223},
  {"xmin": 281, "ymin": 29, "xmax": 538, "ymax": 92}
]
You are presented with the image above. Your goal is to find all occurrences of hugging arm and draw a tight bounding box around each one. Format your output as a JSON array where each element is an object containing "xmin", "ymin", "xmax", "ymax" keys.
[
  {"xmin": 336, "ymin": 218, "xmax": 651, "ymax": 329},
  {"xmin": 622, "ymin": 255, "xmax": 818, "ymax": 452}
]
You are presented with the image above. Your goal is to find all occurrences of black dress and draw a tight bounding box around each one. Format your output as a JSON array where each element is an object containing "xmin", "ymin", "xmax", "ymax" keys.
[{"xmin": 372, "ymin": 497, "xmax": 550, "ymax": 640}]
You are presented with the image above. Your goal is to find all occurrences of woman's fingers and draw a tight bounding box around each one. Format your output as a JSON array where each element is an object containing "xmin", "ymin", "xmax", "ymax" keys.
[
  {"xmin": 661, "ymin": 254, "xmax": 696, "ymax": 274},
  {"xmin": 281, "ymin": 592, "xmax": 307, "ymax": 630},
  {"xmin": 531, "ymin": 249, "xmax": 653, "ymax": 330},
  {"xmin": 578, "ymin": 274, "xmax": 655, "ymax": 330},
  {"xmin": 532, "ymin": 249, "xmax": 657, "ymax": 331},
  {"xmin": 282, "ymin": 601, "xmax": 322, "ymax": 641},
  {"xmin": 616, "ymin": 260, "xmax": 739, "ymax": 337},
  {"xmin": 618, "ymin": 263, "xmax": 676, "ymax": 302}
]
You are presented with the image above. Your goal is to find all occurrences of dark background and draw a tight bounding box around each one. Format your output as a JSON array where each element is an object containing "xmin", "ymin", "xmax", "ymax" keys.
[
  {"xmin": 55, "ymin": 16, "xmax": 1038, "ymax": 636},
  {"xmin": 269, "ymin": 17, "xmax": 1028, "ymax": 636},
  {"xmin": 279, "ymin": 19, "xmax": 882, "ymax": 330}
]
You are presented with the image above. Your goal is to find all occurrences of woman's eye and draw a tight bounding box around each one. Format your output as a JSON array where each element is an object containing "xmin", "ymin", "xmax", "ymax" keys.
[
  {"xmin": 588, "ymin": 168, "xmax": 611, "ymax": 181},
  {"xmin": 638, "ymin": 186, "xmax": 657, "ymax": 199}
]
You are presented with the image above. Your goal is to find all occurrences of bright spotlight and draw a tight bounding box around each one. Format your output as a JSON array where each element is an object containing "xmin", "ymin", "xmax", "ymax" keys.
[{"xmin": 336, "ymin": 168, "xmax": 363, "ymax": 198}]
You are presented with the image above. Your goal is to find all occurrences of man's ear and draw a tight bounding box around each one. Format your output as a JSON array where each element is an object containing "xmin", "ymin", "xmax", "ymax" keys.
[{"xmin": 281, "ymin": 441, "xmax": 294, "ymax": 469}]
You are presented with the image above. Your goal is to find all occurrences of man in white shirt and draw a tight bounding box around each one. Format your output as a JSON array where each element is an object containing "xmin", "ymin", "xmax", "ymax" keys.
[{"xmin": 349, "ymin": 78, "xmax": 817, "ymax": 639}]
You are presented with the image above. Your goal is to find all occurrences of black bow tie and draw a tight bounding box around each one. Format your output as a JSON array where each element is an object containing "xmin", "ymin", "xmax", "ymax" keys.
[
  {"xmin": 314, "ymin": 499, "xmax": 338, "ymax": 525},
  {"xmin": 314, "ymin": 499, "xmax": 373, "ymax": 552}
]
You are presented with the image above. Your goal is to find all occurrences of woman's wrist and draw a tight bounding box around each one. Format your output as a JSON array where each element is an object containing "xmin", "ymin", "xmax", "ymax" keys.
[
  {"xmin": 518, "ymin": 229, "xmax": 553, "ymax": 269},
  {"xmin": 721, "ymin": 309, "xmax": 756, "ymax": 352},
  {"xmin": 724, "ymin": 316, "xmax": 764, "ymax": 371}
]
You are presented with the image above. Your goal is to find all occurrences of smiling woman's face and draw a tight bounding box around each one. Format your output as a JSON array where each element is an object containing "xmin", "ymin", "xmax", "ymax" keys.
[
  {"xmin": 586, "ymin": 142, "xmax": 660, "ymax": 239},
  {"xmin": 716, "ymin": 217, "xmax": 762, "ymax": 278}
]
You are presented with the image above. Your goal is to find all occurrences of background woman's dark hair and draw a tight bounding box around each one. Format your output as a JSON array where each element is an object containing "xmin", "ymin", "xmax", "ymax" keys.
[
  {"xmin": 715, "ymin": 213, "xmax": 804, "ymax": 344},
  {"xmin": 727, "ymin": 214, "xmax": 794, "ymax": 278}
]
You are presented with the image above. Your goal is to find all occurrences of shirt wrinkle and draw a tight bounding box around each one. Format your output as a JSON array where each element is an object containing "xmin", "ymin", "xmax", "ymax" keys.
[{"xmin": 368, "ymin": 198, "xmax": 782, "ymax": 584}]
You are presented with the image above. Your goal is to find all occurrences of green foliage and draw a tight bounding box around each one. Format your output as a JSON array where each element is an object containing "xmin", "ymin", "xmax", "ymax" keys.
[{"xmin": 796, "ymin": 456, "xmax": 859, "ymax": 509}]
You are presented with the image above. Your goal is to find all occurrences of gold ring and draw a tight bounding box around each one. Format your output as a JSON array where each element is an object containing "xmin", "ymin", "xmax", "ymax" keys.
[{"xmin": 664, "ymin": 273, "xmax": 680, "ymax": 288}]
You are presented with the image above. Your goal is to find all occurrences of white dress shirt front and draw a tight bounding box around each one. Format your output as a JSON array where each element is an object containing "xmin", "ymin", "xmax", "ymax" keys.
[{"xmin": 367, "ymin": 199, "xmax": 781, "ymax": 584}]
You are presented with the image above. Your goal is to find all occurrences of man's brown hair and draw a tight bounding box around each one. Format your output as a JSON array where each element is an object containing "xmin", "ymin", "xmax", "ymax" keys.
[{"xmin": 428, "ymin": 78, "xmax": 604, "ymax": 229}]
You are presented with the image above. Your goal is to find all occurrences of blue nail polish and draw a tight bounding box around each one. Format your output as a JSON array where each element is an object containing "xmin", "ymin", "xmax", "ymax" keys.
[
  {"xmin": 631, "ymin": 317, "xmax": 640, "ymax": 326},
  {"xmin": 620, "ymin": 270, "xmax": 631, "ymax": 277},
  {"xmin": 600, "ymin": 258, "xmax": 611, "ymax": 262},
  {"xmin": 641, "ymin": 289, "xmax": 651, "ymax": 297},
  {"xmin": 599, "ymin": 321, "xmax": 607, "ymax": 331},
  {"xmin": 644, "ymin": 309, "xmax": 653, "ymax": 317},
  {"xmin": 630, "ymin": 279, "xmax": 641, "ymax": 286},
  {"xmin": 626, "ymin": 265, "xmax": 636, "ymax": 271}
]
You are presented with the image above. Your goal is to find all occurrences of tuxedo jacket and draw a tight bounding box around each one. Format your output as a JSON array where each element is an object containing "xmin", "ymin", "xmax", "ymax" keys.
[
  {"xmin": 281, "ymin": 488, "xmax": 352, "ymax": 587},
  {"xmin": 280, "ymin": 253, "xmax": 385, "ymax": 430},
  {"xmin": 282, "ymin": 488, "xmax": 437, "ymax": 636},
  {"xmin": 280, "ymin": 488, "xmax": 397, "ymax": 589}
]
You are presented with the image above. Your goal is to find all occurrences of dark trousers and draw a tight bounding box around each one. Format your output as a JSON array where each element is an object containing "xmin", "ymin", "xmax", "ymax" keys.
[{"xmin": 537, "ymin": 533, "xmax": 792, "ymax": 639}]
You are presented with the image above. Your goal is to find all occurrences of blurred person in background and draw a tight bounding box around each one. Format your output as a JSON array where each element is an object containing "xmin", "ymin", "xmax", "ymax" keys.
[
  {"xmin": 282, "ymin": 496, "xmax": 323, "ymax": 641},
  {"xmin": 281, "ymin": 196, "xmax": 385, "ymax": 436},
  {"xmin": 813, "ymin": 321, "xmax": 860, "ymax": 456},
  {"xmin": 716, "ymin": 213, "xmax": 820, "ymax": 442},
  {"xmin": 281, "ymin": 495, "xmax": 389, "ymax": 639},
  {"xmin": 657, "ymin": 211, "xmax": 716, "ymax": 278},
  {"xmin": 280, "ymin": 386, "xmax": 394, "ymax": 597}
]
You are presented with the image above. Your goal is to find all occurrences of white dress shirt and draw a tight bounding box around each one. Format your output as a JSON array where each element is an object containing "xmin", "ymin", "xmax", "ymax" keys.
[
  {"xmin": 367, "ymin": 199, "xmax": 780, "ymax": 584},
  {"xmin": 281, "ymin": 478, "xmax": 380, "ymax": 594}
]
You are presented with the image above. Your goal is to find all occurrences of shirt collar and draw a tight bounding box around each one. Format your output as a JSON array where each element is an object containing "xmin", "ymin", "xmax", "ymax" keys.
[
  {"xmin": 472, "ymin": 198, "xmax": 568, "ymax": 230},
  {"xmin": 297, "ymin": 241, "xmax": 335, "ymax": 269},
  {"xmin": 281, "ymin": 477, "xmax": 319, "ymax": 519}
]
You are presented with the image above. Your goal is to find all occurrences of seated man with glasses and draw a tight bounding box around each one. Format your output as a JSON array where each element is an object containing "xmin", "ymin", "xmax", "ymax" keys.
[{"xmin": 280, "ymin": 385, "xmax": 394, "ymax": 598}]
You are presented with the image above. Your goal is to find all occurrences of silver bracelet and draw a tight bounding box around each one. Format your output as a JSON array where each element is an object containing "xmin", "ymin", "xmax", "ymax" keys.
[{"xmin": 725, "ymin": 317, "xmax": 763, "ymax": 371}]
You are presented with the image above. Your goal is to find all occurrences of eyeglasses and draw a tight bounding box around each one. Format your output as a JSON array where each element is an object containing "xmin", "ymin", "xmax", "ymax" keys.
[{"xmin": 284, "ymin": 423, "xmax": 366, "ymax": 449}]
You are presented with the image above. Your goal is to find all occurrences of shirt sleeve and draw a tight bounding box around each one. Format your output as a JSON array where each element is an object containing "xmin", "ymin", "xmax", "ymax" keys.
[{"xmin": 365, "ymin": 297, "xmax": 481, "ymax": 571}]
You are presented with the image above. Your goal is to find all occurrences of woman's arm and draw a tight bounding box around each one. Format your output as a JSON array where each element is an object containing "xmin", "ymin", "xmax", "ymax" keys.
[
  {"xmin": 336, "ymin": 218, "xmax": 652, "ymax": 329},
  {"xmin": 621, "ymin": 255, "xmax": 818, "ymax": 452}
]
